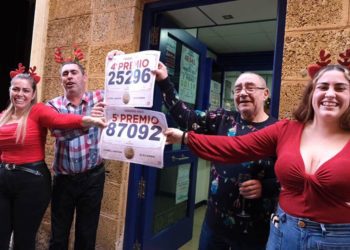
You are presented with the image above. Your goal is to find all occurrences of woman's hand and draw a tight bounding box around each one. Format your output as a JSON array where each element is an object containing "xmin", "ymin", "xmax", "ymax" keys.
[
  {"xmin": 164, "ymin": 128, "xmax": 185, "ymax": 144},
  {"xmin": 82, "ymin": 116, "xmax": 107, "ymax": 128}
]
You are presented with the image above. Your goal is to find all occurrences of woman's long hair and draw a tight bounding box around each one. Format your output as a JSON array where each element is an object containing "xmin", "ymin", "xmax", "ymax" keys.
[
  {"xmin": 0, "ymin": 74, "xmax": 37, "ymax": 143},
  {"xmin": 293, "ymin": 64, "xmax": 350, "ymax": 130}
]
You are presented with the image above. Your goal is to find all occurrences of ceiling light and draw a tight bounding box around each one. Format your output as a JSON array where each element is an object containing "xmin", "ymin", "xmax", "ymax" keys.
[{"xmin": 222, "ymin": 14, "xmax": 234, "ymax": 20}]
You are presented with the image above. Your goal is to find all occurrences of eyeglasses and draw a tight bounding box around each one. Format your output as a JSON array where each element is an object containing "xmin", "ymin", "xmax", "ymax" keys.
[{"xmin": 233, "ymin": 86, "xmax": 266, "ymax": 95}]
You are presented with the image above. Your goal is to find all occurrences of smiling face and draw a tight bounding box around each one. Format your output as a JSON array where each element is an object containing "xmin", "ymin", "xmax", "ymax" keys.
[
  {"xmin": 312, "ymin": 69, "xmax": 350, "ymax": 123},
  {"xmin": 10, "ymin": 77, "xmax": 36, "ymax": 112},
  {"xmin": 60, "ymin": 63, "xmax": 87, "ymax": 98},
  {"xmin": 233, "ymin": 73, "xmax": 269, "ymax": 121}
]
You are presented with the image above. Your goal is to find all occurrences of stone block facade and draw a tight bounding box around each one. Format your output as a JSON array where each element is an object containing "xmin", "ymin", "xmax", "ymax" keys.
[
  {"xmin": 36, "ymin": 0, "xmax": 149, "ymax": 249},
  {"xmin": 280, "ymin": 0, "xmax": 350, "ymax": 118}
]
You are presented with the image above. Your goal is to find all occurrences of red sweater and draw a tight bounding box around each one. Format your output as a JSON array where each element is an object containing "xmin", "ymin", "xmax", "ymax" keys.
[
  {"xmin": 187, "ymin": 119, "xmax": 350, "ymax": 223},
  {"xmin": 0, "ymin": 103, "xmax": 83, "ymax": 165}
]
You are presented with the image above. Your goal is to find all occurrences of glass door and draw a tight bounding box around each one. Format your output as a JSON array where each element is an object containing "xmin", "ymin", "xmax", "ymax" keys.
[{"xmin": 140, "ymin": 29, "xmax": 209, "ymax": 250}]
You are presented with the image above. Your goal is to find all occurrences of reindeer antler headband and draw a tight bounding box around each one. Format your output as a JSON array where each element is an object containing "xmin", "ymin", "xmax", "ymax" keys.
[
  {"xmin": 10, "ymin": 63, "xmax": 41, "ymax": 84},
  {"xmin": 307, "ymin": 49, "xmax": 350, "ymax": 78},
  {"xmin": 54, "ymin": 44, "xmax": 84, "ymax": 64}
]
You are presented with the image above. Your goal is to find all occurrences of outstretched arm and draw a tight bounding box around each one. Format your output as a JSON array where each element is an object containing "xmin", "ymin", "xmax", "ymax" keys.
[
  {"xmin": 35, "ymin": 103, "xmax": 107, "ymax": 130},
  {"xmin": 47, "ymin": 98, "xmax": 105, "ymax": 140},
  {"xmin": 165, "ymin": 122, "xmax": 279, "ymax": 164},
  {"xmin": 81, "ymin": 116, "xmax": 107, "ymax": 128}
]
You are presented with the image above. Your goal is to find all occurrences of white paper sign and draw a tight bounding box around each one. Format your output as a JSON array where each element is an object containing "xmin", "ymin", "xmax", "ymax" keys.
[
  {"xmin": 209, "ymin": 80, "xmax": 221, "ymax": 110},
  {"xmin": 100, "ymin": 107, "xmax": 167, "ymax": 168},
  {"xmin": 175, "ymin": 164, "xmax": 190, "ymax": 204},
  {"xmin": 105, "ymin": 50, "xmax": 161, "ymax": 107},
  {"xmin": 178, "ymin": 46, "xmax": 199, "ymax": 105}
]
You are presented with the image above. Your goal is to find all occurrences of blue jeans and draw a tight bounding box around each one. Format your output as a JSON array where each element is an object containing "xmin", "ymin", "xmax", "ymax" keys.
[
  {"xmin": 199, "ymin": 221, "xmax": 266, "ymax": 250},
  {"xmin": 267, "ymin": 206, "xmax": 350, "ymax": 250}
]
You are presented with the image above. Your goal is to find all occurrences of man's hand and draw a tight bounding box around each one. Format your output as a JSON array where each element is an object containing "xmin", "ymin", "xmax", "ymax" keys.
[
  {"xmin": 239, "ymin": 179, "xmax": 262, "ymax": 199},
  {"xmin": 107, "ymin": 50, "xmax": 125, "ymax": 60},
  {"xmin": 152, "ymin": 61, "xmax": 168, "ymax": 81},
  {"xmin": 91, "ymin": 102, "xmax": 106, "ymax": 117}
]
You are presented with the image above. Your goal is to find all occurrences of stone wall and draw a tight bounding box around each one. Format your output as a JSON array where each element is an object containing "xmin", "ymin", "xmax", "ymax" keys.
[
  {"xmin": 280, "ymin": 0, "xmax": 350, "ymax": 118},
  {"xmin": 36, "ymin": 0, "xmax": 149, "ymax": 249}
]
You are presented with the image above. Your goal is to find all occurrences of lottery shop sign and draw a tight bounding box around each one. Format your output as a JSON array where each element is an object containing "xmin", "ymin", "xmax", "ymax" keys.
[
  {"xmin": 105, "ymin": 50, "xmax": 160, "ymax": 107},
  {"xmin": 100, "ymin": 107, "xmax": 167, "ymax": 168}
]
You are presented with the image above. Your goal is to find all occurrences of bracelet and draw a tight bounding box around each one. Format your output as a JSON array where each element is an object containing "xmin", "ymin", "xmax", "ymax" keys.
[{"xmin": 181, "ymin": 131, "xmax": 187, "ymax": 145}]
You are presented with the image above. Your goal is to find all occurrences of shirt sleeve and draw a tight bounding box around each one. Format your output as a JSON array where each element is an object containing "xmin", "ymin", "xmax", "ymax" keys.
[
  {"xmin": 157, "ymin": 77, "xmax": 230, "ymax": 134},
  {"xmin": 45, "ymin": 101, "xmax": 89, "ymax": 140},
  {"xmin": 32, "ymin": 103, "xmax": 83, "ymax": 129},
  {"xmin": 186, "ymin": 120, "xmax": 287, "ymax": 164}
]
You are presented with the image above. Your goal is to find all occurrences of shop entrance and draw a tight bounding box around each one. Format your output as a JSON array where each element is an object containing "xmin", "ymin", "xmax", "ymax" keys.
[{"xmin": 124, "ymin": 1, "xmax": 286, "ymax": 249}]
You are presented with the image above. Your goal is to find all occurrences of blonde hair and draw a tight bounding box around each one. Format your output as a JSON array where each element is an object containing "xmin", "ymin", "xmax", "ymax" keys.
[{"xmin": 0, "ymin": 74, "xmax": 37, "ymax": 143}]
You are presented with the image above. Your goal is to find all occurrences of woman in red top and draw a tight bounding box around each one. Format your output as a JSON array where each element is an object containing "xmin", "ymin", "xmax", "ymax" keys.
[
  {"xmin": 0, "ymin": 66, "xmax": 106, "ymax": 250},
  {"xmin": 166, "ymin": 55, "xmax": 350, "ymax": 249}
]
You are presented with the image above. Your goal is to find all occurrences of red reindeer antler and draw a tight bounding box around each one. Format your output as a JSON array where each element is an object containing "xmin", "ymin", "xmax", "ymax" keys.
[
  {"xmin": 337, "ymin": 48, "xmax": 350, "ymax": 68},
  {"xmin": 73, "ymin": 44, "xmax": 84, "ymax": 62},
  {"xmin": 307, "ymin": 49, "xmax": 332, "ymax": 78},
  {"xmin": 54, "ymin": 45, "xmax": 84, "ymax": 64},
  {"xmin": 28, "ymin": 66, "xmax": 41, "ymax": 84},
  {"xmin": 9, "ymin": 63, "xmax": 26, "ymax": 79},
  {"xmin": 9, "ymin": 63, "xmax": 41, "ymax": 84},
  {"xmin": 54, "ymin": 47, "xmax": 65, "ymax": 63}
]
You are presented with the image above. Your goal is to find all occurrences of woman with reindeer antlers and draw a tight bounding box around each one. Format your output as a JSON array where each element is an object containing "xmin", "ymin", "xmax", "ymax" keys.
[
  {"xmin": 165, "ymin": 49, "xmax": 350, "ymax": 249},
  {"xmin": 0, "ymin": 64, "xmax": 106, "ymax": 250}
]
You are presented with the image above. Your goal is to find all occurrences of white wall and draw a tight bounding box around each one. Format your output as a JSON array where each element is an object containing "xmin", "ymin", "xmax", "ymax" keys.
[{"xmin": 195, "ymin": 158, "xmax": 210, "ymax": 204}]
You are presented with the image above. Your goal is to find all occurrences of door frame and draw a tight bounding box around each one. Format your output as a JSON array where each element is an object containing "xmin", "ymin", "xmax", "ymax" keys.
[{"xmin": 140, "ymin": 0, "xmax": 286, "ymax": 118}]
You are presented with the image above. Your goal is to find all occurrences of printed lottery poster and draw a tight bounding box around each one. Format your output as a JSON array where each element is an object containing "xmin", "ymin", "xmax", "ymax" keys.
[
  {"xmin": 99, "ymin": 106, "xmax": 168, "ymax": 168},
  {"xmin": 105, "ymin": 50, "xmax": 160, "ymax": 107}
]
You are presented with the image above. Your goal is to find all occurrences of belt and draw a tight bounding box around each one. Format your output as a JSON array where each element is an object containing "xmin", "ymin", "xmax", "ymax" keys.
[
  {"xmin": 0, "ymin": 161, "xmax": 45, "ymax": 176},
  {"xmin": 60, "ymin": 163, "xmax": 104, "ymax": 177}
]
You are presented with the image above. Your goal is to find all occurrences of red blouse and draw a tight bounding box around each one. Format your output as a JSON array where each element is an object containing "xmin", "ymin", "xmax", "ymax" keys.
[
  {"xmin": 0, "ymin": 103, "xmax": 82, "ymax": 165},
  {"xmin": 187, "ymin": 119, "xmax": 350, "ymax": 223}
]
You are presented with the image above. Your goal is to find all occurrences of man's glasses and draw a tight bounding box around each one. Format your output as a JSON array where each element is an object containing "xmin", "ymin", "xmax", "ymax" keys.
[{"xmin": 233, "ymin": 85, "xmax": 266, "ymax": 95}]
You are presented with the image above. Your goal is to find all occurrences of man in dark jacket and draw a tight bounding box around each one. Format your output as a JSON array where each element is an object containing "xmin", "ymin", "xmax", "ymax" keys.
[{"xmin": 154, "ymin": 62, "xmax": 279, "ymax": 250}]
